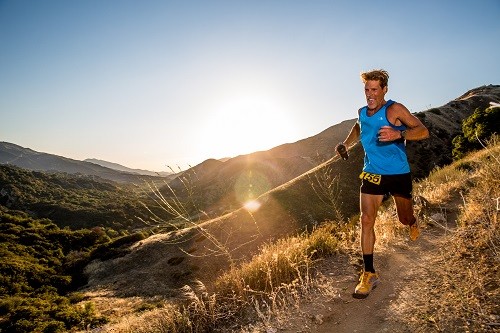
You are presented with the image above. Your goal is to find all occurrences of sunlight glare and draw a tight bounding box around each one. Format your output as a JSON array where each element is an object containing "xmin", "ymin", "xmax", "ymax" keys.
[
  {"xmin": 244, "ymin": 200, "xmax": 261, "ymax": 212},
  {"xmin": 197, "ymin": 94, "xmax": 297, "ymax": 159}
]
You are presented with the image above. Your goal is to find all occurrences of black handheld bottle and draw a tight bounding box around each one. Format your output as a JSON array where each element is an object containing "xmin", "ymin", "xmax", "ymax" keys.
[{"xmin": 336, "ymin": 143, "xmax": 349, "ymax": 160}]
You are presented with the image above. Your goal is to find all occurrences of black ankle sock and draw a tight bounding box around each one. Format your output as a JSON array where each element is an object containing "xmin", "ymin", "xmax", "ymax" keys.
[{"xmin": 363, "ymin": 254, "xmax": 375, "ymax": 273}]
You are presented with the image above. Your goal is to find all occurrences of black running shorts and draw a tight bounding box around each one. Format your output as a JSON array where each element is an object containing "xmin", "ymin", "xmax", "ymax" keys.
[{"xmin": 360, "ymin": 172, "xmax": 413, "ymax": 198}]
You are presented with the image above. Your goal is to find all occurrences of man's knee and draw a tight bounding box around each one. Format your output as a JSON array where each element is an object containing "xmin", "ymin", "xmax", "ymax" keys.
[{"xmin": 360, "ymin": 213, "xmax": 376, "ymax": 228}]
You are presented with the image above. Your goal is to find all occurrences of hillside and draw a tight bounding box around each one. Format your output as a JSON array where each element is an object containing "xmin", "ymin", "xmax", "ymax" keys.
[
  {"xmin": 0, "ymin": 165, "xmax": 172, "ymax": 230},
  {"xmin": 82, "ymin": 85, "xmax": 499, "ymax": 299},
  {"xmin": 252, "ymin": 143, "xmax": 500, "ymax": 333},
  {"xmin": 162, "ymin": 119, "xmax": 355, "ymax": 217},
  {"xmin": 82, "ymin": 131, "xmax": 500, "ymax": 333}
]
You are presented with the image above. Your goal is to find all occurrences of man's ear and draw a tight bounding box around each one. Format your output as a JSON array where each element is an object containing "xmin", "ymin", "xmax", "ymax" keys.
[{"xmin": 383, "ymin": 86, "xmax": 388, "ymax": 93}]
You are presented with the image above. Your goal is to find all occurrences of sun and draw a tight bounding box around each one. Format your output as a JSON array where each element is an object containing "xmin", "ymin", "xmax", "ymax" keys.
[{"xmin": 197, "ymin": 94, "xmax": 297, "ymax": 159}]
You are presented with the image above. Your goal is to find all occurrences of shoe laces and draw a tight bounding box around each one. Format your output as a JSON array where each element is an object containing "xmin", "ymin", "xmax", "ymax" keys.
[{"xmin": 360, "ymin": 271, "xmax": 372, "ymax": 282}]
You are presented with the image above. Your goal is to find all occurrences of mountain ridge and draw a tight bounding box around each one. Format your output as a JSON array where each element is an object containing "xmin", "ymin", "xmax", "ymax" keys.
[
  {"xmin": 84, "ymin": 158, "xmax": 172, "ymax": 177},
  {"xmin": 2, "ymin": 84, "xmax": 499, "ymax": 218},
  {"xmin": 0, "ymin": 141, "xmax": 171, "ymax": 183}
]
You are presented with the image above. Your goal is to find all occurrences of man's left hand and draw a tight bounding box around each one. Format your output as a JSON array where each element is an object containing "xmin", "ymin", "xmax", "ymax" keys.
[{"xmin": 378, "ymin": 126, "xmax": 401, "ymax": 142}]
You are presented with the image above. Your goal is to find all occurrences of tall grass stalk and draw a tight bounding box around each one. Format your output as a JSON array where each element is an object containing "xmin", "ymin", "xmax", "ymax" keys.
[{"xmin": 137, "ymin": 167, "xmax": 238, "ymax": 265}]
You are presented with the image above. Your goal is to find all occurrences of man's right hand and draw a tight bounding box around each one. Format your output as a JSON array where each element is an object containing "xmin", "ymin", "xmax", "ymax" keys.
[{"xmin": 336, "ymin": 143, "xmax": 349, "ymax": 160}]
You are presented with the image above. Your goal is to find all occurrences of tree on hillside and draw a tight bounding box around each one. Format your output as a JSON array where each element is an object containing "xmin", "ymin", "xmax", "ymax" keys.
[{"xmin": 452, "ymin": 106, "xmax": 499, "ymax": 160}]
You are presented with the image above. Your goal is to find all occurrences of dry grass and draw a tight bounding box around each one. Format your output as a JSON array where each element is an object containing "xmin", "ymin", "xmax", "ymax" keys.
[
  {"xmin": 88, "ymin": 223, "xmax": 350, "ymax": 332},
  {"xmin": 415, "ymin": 166, "xmax": 469, "ymax": 205},
  {"xmin": 393, "ymin": 141, "xmax": 500, "ymax": 332},
  {"xmin": 213, "ymin": 223, "xmax": 350, "ymax": 330},
  {"xmin": 216, "ymin": 222, "xmax": 346, "ymax": 296}
]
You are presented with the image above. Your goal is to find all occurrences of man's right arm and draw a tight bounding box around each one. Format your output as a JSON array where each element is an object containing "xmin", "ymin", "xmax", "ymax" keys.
[
  {"xmin": 335, "ymin": 121, "xmax": 360, "ymax": 159},
  {"xmin": 343, "ymin": 122, "xmax": 360, "ymax": 147}
]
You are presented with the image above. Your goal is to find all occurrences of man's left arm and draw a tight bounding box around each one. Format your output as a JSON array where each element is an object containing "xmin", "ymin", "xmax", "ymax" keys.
[
  {"xmin": 396, "ymin": 104, "xmax": 429, "ymax": 141},
  {"xmin": 378, "ymin": 103, "xmax": 429, "ymax": 142}
]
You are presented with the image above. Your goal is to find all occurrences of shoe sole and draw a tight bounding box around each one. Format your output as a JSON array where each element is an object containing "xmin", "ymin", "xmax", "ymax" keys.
[{"xmin": 352, "ymin": 279, "xmax": 380, "ymax": 299}]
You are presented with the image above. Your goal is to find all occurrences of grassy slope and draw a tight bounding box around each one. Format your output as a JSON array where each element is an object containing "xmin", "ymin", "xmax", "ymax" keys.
[
  {"xmin": 86, "ymin": 141, "xmax": 499, "ymax": 333},
  {"xmin": 394, "ymin": 142, "xmax": 500, "ymax": 332}
]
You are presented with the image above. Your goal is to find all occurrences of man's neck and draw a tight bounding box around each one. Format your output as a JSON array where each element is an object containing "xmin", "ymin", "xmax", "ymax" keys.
[{"xmin": 367, "ymin": 100, "xmax": 387, "ymax": 115}]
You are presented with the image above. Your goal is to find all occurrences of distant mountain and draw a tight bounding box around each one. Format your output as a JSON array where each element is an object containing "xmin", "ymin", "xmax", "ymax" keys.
[
  {"xmin": 84, "ymin": 158, "xmax": 172, "ymax": 177},
  {"xmin": 0, "ymin": 142, "xmax": 170, "ymax": 183}
]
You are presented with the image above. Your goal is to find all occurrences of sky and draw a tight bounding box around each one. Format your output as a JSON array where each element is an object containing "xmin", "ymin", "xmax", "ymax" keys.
[{"xmin": 1, "ymin": 0, "xmax": 499, "ymax": 171}]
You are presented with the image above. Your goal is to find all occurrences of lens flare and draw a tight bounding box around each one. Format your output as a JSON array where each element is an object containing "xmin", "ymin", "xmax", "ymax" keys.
[
  {"xmin": 234, "ymin": 169, "xmax": 271, "ymax": 208},
  {"xmin": 244, "ymin": 200, "xmax": 261, "ymax": 212}
]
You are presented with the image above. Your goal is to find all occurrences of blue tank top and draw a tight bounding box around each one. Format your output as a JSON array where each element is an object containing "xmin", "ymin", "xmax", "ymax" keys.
[{"xmin": 358, "ymin": 100, "xmax": 410, "ymax": 175}]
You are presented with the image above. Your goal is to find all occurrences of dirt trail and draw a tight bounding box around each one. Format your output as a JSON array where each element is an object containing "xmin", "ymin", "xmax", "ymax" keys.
[{"xmin": 259, "ymin": 217, "xmax": 456, "ymax": 333}]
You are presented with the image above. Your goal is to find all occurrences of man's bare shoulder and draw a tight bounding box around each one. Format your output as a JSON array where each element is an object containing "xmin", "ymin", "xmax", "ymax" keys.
[{"xmin": 387, "ymin": 101, "xmax": 410, "ymax": 113}]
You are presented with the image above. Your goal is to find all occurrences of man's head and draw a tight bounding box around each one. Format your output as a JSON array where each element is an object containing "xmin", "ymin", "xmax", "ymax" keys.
[
  {"xmin": 361, "ymin": 69, "xmax": 389, "ymax": 110},
  {"xmin": 360, "ymin": 69, "xmax": 389, "ymax": 89}
]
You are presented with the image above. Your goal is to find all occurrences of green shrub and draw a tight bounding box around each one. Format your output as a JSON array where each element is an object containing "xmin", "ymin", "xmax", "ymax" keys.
[
  {"xmin": 0, "ymin": 208, "xmax": 109, "ymax": 332},
  {"xmin": 42, "ymin": 321, "xmax": 66, "ymax": 333},
  {"xmin": 452, "ymin": 106, "xmax": 499, "ymax": 159}
]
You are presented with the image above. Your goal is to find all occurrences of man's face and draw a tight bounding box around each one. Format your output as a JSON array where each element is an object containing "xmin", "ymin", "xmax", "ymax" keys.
[{"xmin": 364, "ymin": 80, "xmax": 387, "ymax": 110}]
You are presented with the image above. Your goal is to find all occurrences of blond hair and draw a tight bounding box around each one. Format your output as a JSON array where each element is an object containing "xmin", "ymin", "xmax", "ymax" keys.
[{"xmin": 361, "ymin": 69, "xmax": 389, "ymax": 89}]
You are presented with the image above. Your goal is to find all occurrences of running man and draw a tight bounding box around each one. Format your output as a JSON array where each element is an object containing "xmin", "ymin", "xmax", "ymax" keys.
[{"xmin": 336, "ymin": 69, "xmax": 429, "ymax": 298}]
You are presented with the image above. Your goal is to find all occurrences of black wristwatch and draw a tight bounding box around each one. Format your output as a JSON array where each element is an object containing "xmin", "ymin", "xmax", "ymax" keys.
[{"xmin": 400, "ymin": 130, "xmax": 407, "ymax": 139}]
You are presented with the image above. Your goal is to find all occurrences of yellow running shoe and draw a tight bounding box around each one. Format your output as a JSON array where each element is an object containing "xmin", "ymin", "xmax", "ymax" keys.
[
  {"xmin": 409, "ymin": 221, "xmax": 420, "ymax": 241},
  {"xmin": 353, "ymin": 271, "xmax": 380, "ymax": 298}
]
